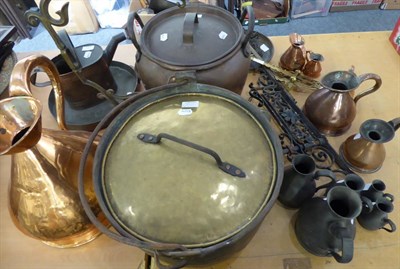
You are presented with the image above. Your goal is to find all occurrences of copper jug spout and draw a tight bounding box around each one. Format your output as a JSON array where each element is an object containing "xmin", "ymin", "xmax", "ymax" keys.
[{"xmin": 1, "ymin": 55, "xmax": 105, "ymax": 247}]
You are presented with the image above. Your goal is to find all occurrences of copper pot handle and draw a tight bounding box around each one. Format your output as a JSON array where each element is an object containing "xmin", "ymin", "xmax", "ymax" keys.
[
  {"xmin": 126, "ymin": 12, "xmax": 143, "ymax": 60},
  {"xmin": 183, "ymin": 13, "xmax": 198, "ymax": 44},
  {"xmin": 9, "ymin": 55, "xmax": 67, "ymax": 130},
  {"xmin": 353, "ymin": 73, "xmax": 382, "ymax": 104},
  {"xmin": 239, "ymin": 5, "xmax": 255, "ymax": 57}
]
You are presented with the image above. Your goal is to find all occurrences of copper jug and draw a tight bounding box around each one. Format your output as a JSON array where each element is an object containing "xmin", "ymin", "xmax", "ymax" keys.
[
  {"xmin": 340, "ymin": 117, "xmax": 400, "ymax": 173},
  {"xmin": 302, "ymin": 51, "xmax": 323, "ymax": 78},
  {"xmin": 303, "ymin": 68, "xmax": 382, "ymax": 136},
  {"xmin": 0, "ymin": 55, "xmax": 104, "ymax": 247},
  {"xmin": 279, "ymin": 33, "xmax": 306, "ymax": 71}
]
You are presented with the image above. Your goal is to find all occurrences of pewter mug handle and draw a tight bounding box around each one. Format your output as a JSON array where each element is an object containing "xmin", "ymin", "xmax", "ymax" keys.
[
  {"xmin": 353, "ymin": 73, "xmax": 382, "ymax": 103},
  {"xmin": 314, "ymin": 169, "xmax": 337, "ymax": 194},
  {"xmin": 382, "ymin": 218, "xmax": 397, "ymax": 233},
  {"xmin": 331, "ymin": 236, "xmax": 353, "ymax": 263},
  {"xmin": 330, "ymin": 226, "xmax": 354, "ymax": 263}
]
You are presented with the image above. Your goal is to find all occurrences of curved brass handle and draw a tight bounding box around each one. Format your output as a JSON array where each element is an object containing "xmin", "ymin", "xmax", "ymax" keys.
[
  {"xmin": 353, "ymin": 73, "xmax": 382, "ymax": 104},
  {"xmin": 138, "ymin": 132, "xmax": 246, "ymax": 178},
  {"xmin": 9, "ymin": 55, "xmax": 67, "ymax": 130}
]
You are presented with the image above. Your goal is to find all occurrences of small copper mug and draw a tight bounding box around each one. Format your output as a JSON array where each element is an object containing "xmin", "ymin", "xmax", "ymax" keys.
[{"xmin": 302, "ymin": 51, "xmax": 324, "ymax": 78}]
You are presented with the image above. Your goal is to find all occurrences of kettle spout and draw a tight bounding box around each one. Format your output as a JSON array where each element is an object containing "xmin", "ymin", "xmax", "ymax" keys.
[{"xmin": 104, "ymin": 32, "xmax": 126, "ymax": 66}]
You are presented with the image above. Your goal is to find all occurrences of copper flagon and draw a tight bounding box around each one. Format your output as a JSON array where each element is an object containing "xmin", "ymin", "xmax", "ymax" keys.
[
  {"xmin": 0, "ymin": 55, "xmax": 104, "ymax": 247},
  {"xmin": 303, "ymin": 68, "xmax": 382, "ymax": 136},
  {"xmin": 340, "ymin": 117, "xmax": 400, "ymax": 173}
]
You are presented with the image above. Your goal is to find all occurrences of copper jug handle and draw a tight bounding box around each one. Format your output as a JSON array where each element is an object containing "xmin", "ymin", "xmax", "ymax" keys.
[
  {"xmin": 353, "ymin": 73, "xmax": 382, "ymax": 104},
  {"xmin": 9, "ymin": 55, "xmax": 67, "ymax": 130}
]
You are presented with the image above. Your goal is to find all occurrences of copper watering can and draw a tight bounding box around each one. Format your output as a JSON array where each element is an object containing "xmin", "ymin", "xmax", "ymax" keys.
[
  {"xmin": 0, "ymin": 55, "xmax": 105, "ymax": 247},
  {"xmin": 340, "ymin": 117, "xmax": 400, "ymax": 173},
  {"xmin": 303, "ymin": 67, "xmax": 382, "ymax": 136},
  {"xmin": 25, "ymin": 0, "xmax": 138, "ymax": 131}
]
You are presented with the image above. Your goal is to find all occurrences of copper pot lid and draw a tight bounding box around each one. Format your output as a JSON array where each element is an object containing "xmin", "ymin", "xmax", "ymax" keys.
[
  {"xmin": 141, "ymin": 4, "xmax": 243, "ymax": 66},
  {"xmin": 94, "ymin": 83, "xmax": 282, "ymax": 247}
]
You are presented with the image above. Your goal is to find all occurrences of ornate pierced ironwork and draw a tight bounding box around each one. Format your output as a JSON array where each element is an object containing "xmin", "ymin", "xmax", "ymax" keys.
[{"xmin": 249, "ymin": 66, "xmax": 352, "ymax": 174}]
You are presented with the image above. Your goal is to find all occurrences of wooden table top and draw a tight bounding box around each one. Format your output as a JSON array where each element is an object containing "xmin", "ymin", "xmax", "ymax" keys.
[{"xmin": 1, "ymin": 31, "xmax": 399, "ymax": 269}]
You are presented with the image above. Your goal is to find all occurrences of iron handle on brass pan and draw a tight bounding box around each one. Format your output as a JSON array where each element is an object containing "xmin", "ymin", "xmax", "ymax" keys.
[{"xmin": 137, "ymin": 132, "xmax": 246, "ymax": 178}]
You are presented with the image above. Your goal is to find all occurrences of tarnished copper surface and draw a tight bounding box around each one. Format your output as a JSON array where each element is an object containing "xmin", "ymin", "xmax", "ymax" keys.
[{"xmin": 0, "ymin": 55, "xmax": 104, "ymax": 247}]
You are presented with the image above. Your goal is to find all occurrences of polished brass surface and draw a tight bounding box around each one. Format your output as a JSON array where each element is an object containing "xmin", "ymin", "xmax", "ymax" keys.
[
  {"xmin": 340, "ymin": 118, "xmax": 400, "ymax": 173},
  {"xmin": 101, "ymin": 93, "xmax": 278, "ymax": 247},
  {"xmin": 303, "ymin": 69, "xmax": 382, "ymax": 136},
  {"xmin": 0, "ymin": 55, "xmax": 103, "ymax": 247}
]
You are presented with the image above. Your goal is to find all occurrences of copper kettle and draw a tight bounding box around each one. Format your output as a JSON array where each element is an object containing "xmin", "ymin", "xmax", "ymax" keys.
[
  {"xmin": 0, "ymin": 55, "xmax": 105, "ymax": 247},
  {"xmin": 340, "ymin": 117, "xmax": 400, "ymax": 173},
  {"xmin": 303, "ymin": 68, "xmax": 382, "ymax": 136}
]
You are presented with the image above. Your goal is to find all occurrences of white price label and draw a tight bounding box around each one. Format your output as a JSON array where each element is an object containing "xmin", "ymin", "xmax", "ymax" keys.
[
  {"xmin": 160, "ymin": 33, "xmax": 168, "ymax": 42},
  {"xmin": 182, "ymin": 101, "xmax": 199, "ymax": 108},
  {"xmin": 178, "ymin": 108, "xmax": 193, "ymax": 116},
  {"xmin": 260, "ymin": 44, "xmax": 269, "ymax": 52},
  {"xmin": 83, "ymin": 51, "xmax": 92, "ymax": 58},
  {"xmin": 82, "ymin": 45, "xmax": 95, "ymax": 51},
  {"xmin": 219, "ymin": 31, "xmax": 228, "ymax": 40}
]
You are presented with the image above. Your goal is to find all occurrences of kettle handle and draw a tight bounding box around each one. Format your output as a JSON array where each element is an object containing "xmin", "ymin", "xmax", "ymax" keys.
[
  {"xmin": 353, "ymin": 73, "xmax": 382, "ymax": 104},
  {"xmin": 239, "ymin": 5, "xmax": 255, "ymax": 57},
  {"xmin": 126, "ymin": 12, "xmax": 143, "ymax": 60},
  {"xmin": 9, "ymin": 55, "xmax": 67, "ymax": 130}
]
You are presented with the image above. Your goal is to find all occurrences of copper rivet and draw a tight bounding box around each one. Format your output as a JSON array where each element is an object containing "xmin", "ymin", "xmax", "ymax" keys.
[
  {"xmin": 139, "ymin": 134, "xmax": 144, "ymax": 139},
  {"xmin": 235, "ymin": 169, "xmax": 241, "ymax": 175},
  {"xmin": 226, "ymin": 164, "xmax": 231, "ymax": 169}
]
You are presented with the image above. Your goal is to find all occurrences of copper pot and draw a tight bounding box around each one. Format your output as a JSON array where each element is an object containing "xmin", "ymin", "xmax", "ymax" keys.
[
  {"xmin": 303, "ymin": 68, "xmax": 382, "ymax": 136},
  {"xmin": 126, "ymin": 3, "xmax": 255, "ymax": 94}
]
